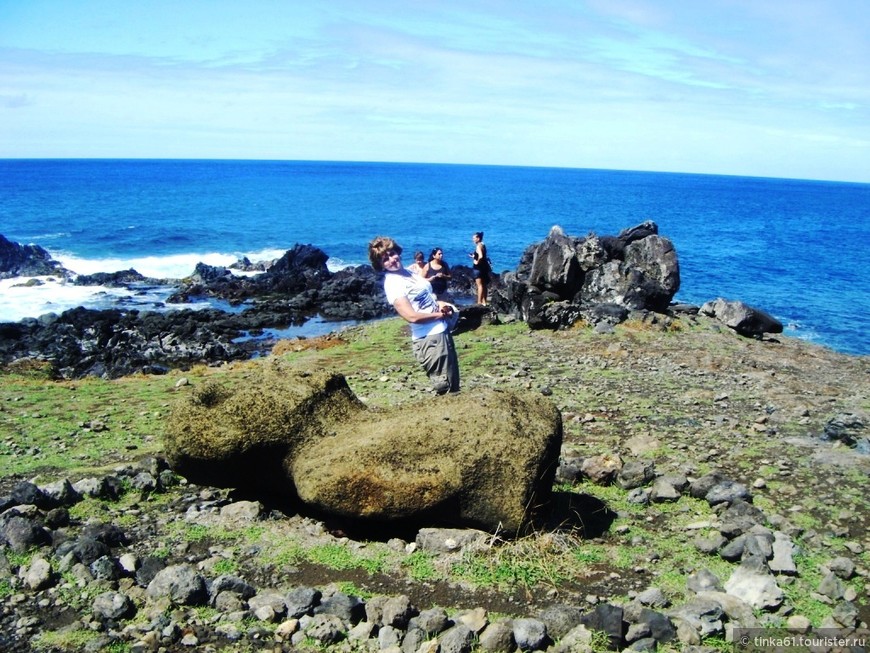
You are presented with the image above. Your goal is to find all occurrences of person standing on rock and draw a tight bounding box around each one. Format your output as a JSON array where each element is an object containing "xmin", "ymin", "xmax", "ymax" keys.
[
  {"xmin": 368, "ymin": 236, "xmax": 460, "ymax": 394},
  {"xmin": 469, "ymin": 231, "xmax": 491, "ymax": 305}
]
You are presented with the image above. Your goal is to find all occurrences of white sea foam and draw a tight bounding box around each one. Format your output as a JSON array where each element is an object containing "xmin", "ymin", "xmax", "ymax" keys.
[
  {"xmin": 1, "ymin": 247, "xmax": 317, "ymax": 322},
  {"xmin": 52, "ymin": 248, "xmax": 351, "ymax": 279},
  {"xmin": 325, "ymin": 256, "xmax": 355, "ymax": 272},
  {"xmin": 49, "ymin": 246, "xmax": 292, "ymax": 278},
  {"xmin": 0, "ymin": 276, "xmax": 135, "ymax": 322}
]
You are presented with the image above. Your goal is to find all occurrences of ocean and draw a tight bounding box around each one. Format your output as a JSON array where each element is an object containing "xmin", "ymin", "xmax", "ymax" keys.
[{"xmin": 1, "ymin": 159, "xmax": 868, "ymax": 356}]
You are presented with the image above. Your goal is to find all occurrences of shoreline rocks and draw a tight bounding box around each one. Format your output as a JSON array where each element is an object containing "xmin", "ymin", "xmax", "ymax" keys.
[
  {"xmin": 0, "ymin": 228, "xmax": 806, "ymax": 381},
  {"xmin": 0, "ymin": 234, "xmax": 69, "ymax": 280}
]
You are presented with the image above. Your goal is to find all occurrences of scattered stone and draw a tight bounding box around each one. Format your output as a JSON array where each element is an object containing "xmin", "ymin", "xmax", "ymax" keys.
[
  {"xmin": 723, "ymin": 559, "xmax": 784, "ymax": 610},
  {"xmin": 92, "ymin": 591, "xmax": 136, "ymax": 621},
  {"xmin": 822, "ymin": 412, "xmax": 866, "ymax": 448},
  {"xmin": 694, "ymin": 591, "xmax": 757, "ymax": 627},
  {"xmin": 623, "ymin": 434, "xmax": 662, "ymax": 457},
  {"xmin": 786, "ymin": 615, "xmax": 811, "ymax": 633},
  {"xmin": 694, "ymin": 533, "xmax": 727, "ymax": 556},
  {"xmin": 688, "ymin": 473, "xmax": 728, "ymax": 499},
  {"xmin": 550, "ymin": 624, "xmax": 594, "ymax": 653},
  {"xmin": 416, "ymin": 528, "xmax": 487, "ymax": 553},
  {"xmin": 827, "ymin": 556, "xmax": 856, "ymax": 580},
  {"xmin": 146, "ymin": 564, "xmax": 208, "ymax": 605},
  {"xmin": 21, "ymin": 557, "xmax": 53, "ymax": 591},
  {"xmin": 580, "ymin": 454, "xmax": 623, "ymax": 485},
  {"xmin": 650, "ymin": 475, "xmax": 683, "ymax": 502},
  {"xmin": 667, "ymin": 600, "xmax": 724, "ymax": 639},
  {"xmin": 455, "ymin": 606, "xmax": 488, "ymax": 634},
  {"xmin": 636, "ymin": 587, "xmax": 670, "ymax": 609},
  {"xmin": 538, "ymin": 605, "xmax": 583, "ymax": 639},
  {"xmin": 616, "ymin": 461, "xmax": 656, "ymax": 490},
  {"xmin": 706, "ymin": 480, "xmax": 751, "ymax": 506},
  {"xmin": 219, "ymin": 500, "xmax": 263, "ymax": 522},
  {"xmin": 686, "ymin": 569, "xmax": 724, "ymax": 594},
  {"xmin": 478, "ymin": 620, "xmax": 515, "ymax": 653},
  {"xmin": 768, "ymin": 532, "xmax": 798, "ymax": 575},
  {"xmin": 512, "ymin": 618, "xmax": 548, "ymax": 652},
  {"xmin": 581, "ymin": 603, "xmax": 624, "ymax": 650},
  {"xmin": 304, "ymin": 613, "xmax": 346, "ymax": 645},
  {"xmin": 285, "ymin": 586, "xmax": 321, "ymax": 618},
  {"xmin": 817, "ymin": 572, "xmax": 845, "ymax": 600},
  {"xmin": 249, "ymin": 589, "xmax": 288, "ymax": 619},
  {"xmin": 699, "ymin": 298, "xmax": 783, "ymax": 338},
  {"xmin": 314, "ymin": 591, "xmax": 365, "ymax": 624},
  {"xmin": 439, "ymin": 623, "xmax": 476, "ymax": 653}
]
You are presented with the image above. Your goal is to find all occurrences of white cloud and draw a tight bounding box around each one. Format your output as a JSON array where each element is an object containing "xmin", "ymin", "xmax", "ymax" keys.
[{"xmin": 0, "ymin": 1, "xmax": 868, "ymax": 182}]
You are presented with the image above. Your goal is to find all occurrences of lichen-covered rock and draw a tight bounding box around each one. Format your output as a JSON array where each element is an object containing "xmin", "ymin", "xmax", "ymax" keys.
[{"xmin": 165, "ymin": 365, "xmax": 562, "ymax": 535}]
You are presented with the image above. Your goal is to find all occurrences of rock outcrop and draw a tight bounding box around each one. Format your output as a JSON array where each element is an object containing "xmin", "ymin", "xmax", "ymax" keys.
[
  {"xmin": 164, "ymin": 367, "xmax": 563, "ymax": 535},
  {"xmin": 0, "ymin": 234, "xmax": 69, "ymax": 279},
  {"xmin": 491, "ymin": 222, "xmax": 680, "ymax": 330},
  {"xmin": 166, "ymin": 244, "xmax": 382, "ymax": 314},
  {"xmin": 0, "ymin": 307, "xmax": 258, "ymax": 379},
  {"xmin": 0, "ymin": 242, "xmax": 394, "ymax": 378}
]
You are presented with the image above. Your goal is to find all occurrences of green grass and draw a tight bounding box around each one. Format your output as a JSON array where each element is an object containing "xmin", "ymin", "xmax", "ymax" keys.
[
  {"xmin": 402, "ymin": 550, "xmax": 440, "ymax": 582},
  {"xmin": 334, "ymin": 581, "xmax": 376, "ymax": 599},
  {"xmin": 0, "ymin": 372, "xmax": 180, "ymax": 477},
  {"xmin": 32, "ymin": 629, "xmax": 105, "ymax": 652},
  {"xmin": 211, "ymin": 558, "xmax": 239, "ymax": 575},
  {"xmin": 451, "ymin": 537, "xmax": 573, "ymax": 589},
  {"xmin": 260, "ymin": 539, "xmax": 306, "ymax": 568},
  {"xmin": 305, "ymin": 543, "xmax": 388, "ymax": 574},
  {"xmin": 2, "ymin": 316, "xmax": 867, "ymax": 646}
]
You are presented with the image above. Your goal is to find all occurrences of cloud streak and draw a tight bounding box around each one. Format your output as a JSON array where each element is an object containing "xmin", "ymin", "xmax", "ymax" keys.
[{"xmin": 0, "ymin": 0, "xmax": 867, "ymax": 182}]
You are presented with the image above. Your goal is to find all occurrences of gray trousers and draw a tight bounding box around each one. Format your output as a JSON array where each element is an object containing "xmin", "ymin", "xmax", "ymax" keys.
[{"xmin": 411, "ymin": 331, "xmax": 460, "ymax": 394}]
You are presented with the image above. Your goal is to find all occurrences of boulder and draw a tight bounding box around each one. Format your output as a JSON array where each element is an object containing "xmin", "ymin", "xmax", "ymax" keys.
[
  {"xmin": 699, "ymin": 298, "xmax": 783, "ymax": 338},
  {"xmin": 580, "ymin": 236, "xmax": 679, "ymax": 311},
  {"xmin": 492, "ymin": 222, "xmax": 680, "ymax": 329},
  {"xmin": 821, "ymin": 412, "xmax": 867, "ymax": 449},
  {"xmin": 164, "ymin": 367, "xmax": 563, "ymax": 535}
]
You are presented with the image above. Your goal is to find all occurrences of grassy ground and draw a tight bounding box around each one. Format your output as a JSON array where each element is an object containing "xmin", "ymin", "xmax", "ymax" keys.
[{"xmin": 2, "ymin": 313, "xmax": 869, "ymax": 648}]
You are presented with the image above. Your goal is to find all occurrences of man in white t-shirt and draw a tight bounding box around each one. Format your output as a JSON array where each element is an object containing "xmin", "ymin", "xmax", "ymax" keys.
[{"xmin": 368, "ymin": 236, "xmax": 459, "ymax": 394}]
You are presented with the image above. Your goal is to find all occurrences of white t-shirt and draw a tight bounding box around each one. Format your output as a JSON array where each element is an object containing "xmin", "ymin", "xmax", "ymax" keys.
[{"xmin": 383, "ymin": 271, "xmax": 447, "ymax": 340}]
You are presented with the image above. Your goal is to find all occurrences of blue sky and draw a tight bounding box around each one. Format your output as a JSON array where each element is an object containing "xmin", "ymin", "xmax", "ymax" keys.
[{"xmin": 1, "ymin": 0, "xmax": 868, "ymax": 182}]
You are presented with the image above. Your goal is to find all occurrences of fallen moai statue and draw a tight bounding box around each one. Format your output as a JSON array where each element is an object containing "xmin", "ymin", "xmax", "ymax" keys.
[{"xmin": 164, "ymin": 363, "xmax": 563, "ymax": 536}]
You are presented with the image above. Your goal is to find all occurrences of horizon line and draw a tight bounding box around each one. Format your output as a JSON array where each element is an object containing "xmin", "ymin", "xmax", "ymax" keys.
[{"xmin": 1, "ymin": 156, "xmax": 867, "ymax": 186}]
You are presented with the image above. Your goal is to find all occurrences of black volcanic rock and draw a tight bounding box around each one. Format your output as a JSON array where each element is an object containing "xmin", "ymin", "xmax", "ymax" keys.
[
  {"xmin": 73, "ymin": 269, "xmax": 149, "ymax": 286},
  {"xmin": 492, "ymin": 222, "xmax": 681, "ymax": 329},
  {"xmin": 0, "ymin": 234, "xmax": 69, "ymax": 279}
]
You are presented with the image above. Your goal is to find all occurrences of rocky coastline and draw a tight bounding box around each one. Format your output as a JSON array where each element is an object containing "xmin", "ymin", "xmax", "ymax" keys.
[
  {"xmin": 1, "ymin": 227, "xmax": 867, "ymax": 652},
  {"xmin": 1, "ymin": 235, "xmax": 488, "ymax": 379},
  {"xmin": 1, "ymin": 222, "xmax": 783, "ymax": 380}
]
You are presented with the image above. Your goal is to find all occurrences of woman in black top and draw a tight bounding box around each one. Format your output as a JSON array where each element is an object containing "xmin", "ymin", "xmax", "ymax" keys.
[
  {"xmin": 423, "ymin": 247, "xmax": 451, "ymax": 300},
  {"xmin": 469, "ymin": 232, "xmax": 490, "ymax": 305}
]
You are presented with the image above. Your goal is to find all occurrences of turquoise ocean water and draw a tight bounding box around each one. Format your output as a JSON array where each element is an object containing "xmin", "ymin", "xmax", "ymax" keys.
[{"xmin": 1, "ymin": 159, "xmax": 868, "ymax": 355}]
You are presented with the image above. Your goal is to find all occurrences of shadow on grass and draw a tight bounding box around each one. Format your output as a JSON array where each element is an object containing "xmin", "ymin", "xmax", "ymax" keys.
[
  {"xmin": 241, "ymin": 488, "xmax": 617, "ymax": 543},
  {"xmin": 543, "ymin": 491, "xmax": 618, "ymax": 538}
]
